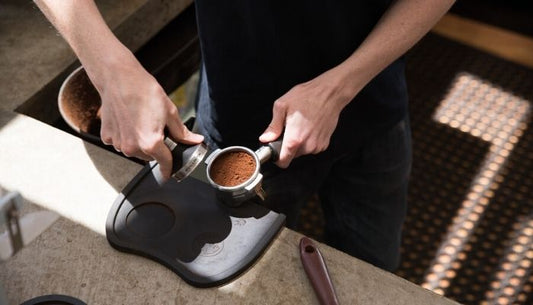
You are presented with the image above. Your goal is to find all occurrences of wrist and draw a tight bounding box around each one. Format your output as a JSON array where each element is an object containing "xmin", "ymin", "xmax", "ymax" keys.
[
  {"xmin": 82, "ymin": 42, "xmax": 138, "ymax": 92},
  {"xmin": 327, "ymin": 64, "xmax": 365, "ymax": 110}
]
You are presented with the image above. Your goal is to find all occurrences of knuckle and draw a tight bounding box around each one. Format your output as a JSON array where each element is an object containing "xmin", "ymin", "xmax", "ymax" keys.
[
  {"xmin": 273, "ymin": 99, "xmax": 286, "ymax": 112},
  {"xmin": 120, "ymin": 143, "xmax": 138, "ymax": 157},
  {"xmin": 317, "ymin": 141, "xmax": 329, "ymax": 154},
  {"xmin": 313, "ymin": 147, "xmax": 324, "ymax": 154},
  {"xmin": 168, "ymin": 105, "xmax": 179, "ymax": 117},
  {"xmin": 100, "ymin": 131, "xmax": 112, "ymax": 144},
  {"xmin": 286, "ymin": 137, "xmax": 303, "ymax": 149},
  {"xmin": 284, "ymin": 144, "xmax": 300, "ymax": 157},
  {"xmin": 140, "ymin": 135, "xmax": 163, "ymax": 155},
  {"xmin": 141, "ymin": 142, "xmax": 158, "ymax": 155},
  {"xmin": 322, "ymin": 141, "xmax": 330, "ymax": 152},
  {"xmin": 101, "ymin": 136, "xmax": 112, "ymax": 145},
  {"xmin": 120, "ymin": 148, "xmax": 133, "ymax": 157}
]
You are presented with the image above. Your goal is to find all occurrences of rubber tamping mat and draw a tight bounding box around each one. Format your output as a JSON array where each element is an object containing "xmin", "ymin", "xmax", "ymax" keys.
[
  {"xmin": 20, "ymin": 294, "xmax": 86, "ymax": 305},
  {"xmin": 106, "ymin": 161, "xmax": 286, "ymax": 287}
]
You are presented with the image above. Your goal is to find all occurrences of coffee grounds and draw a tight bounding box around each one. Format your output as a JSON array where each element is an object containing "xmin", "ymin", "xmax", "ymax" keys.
[
  {"xmin": 61, "ymin": 70, "xmax": 101, "ymax": 136},
  {"xmin": 209, "ymin": 151, "xmax": 256, "ymax": 187}
]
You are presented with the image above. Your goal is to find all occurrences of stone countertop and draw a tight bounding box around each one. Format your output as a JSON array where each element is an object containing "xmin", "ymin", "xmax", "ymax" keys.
[
  {"xmin": 0, "ymin": 110, "xmax": 461, "ymax": 305},
  {"xmin": 0, "ymin": 0, "xmax": 193, "ymax": 112},
  {"xmin": 0, "ymin": 1, "xmax": 459, "ymax": 304}
]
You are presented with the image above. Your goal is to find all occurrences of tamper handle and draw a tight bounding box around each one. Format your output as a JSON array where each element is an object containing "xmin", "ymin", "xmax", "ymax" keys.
[
  {"xmin": 299, "ymin": 237, "xmax": 340, "ymax": 305},
  {"xmin": 163, "ymin": 137, "xmax": 207, "ymax": 181},
  {"xmin": 164, "ymin": 137, "xmax": 188, "ymax": 174}
]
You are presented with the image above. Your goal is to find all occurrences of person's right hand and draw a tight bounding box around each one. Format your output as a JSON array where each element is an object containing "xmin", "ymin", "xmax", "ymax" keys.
[
  {"xmin": 34, "ymin": 0, "xmax": 203, "ymax": 180},
  {"xmin": 92, "ymin": 54, "xmax": 204, "ymax": 180}
]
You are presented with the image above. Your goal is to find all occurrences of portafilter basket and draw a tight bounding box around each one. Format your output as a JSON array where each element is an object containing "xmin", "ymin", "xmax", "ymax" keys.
[{"xmin": 205, "ymin": 140, "xmax": 282, "ymax": 207}]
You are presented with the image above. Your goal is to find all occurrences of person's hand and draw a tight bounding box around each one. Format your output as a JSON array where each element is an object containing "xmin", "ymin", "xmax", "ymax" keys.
[
  {"xmin": 34, "ymin": 0, "xmax": 204, "ymax": 180},
  {"xmin": 259, "ymin": 67, "xmax": 356, "ymax": 168},
  {"xmin": 94, "ymin": 56, "xmax": 203, "ymax": 179}
]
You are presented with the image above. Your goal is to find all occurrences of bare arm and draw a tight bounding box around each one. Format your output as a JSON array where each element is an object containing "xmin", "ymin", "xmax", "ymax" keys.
[
  {"xmin": 34, "ymin": 0, "xmax": 203, "ymax": 179},
  {"xmin": 260, "ymin": 0, "xmax": 455, "ymax": 168}
]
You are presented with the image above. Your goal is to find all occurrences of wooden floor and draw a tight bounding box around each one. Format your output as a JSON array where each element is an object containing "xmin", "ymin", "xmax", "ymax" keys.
[
  {"xmin": 432, "ymin": 13, "xmax": 533, "ymax": 69},
  {"xmin": 300, "ymin": 10, "xmax": 533, "ymax": 305}
]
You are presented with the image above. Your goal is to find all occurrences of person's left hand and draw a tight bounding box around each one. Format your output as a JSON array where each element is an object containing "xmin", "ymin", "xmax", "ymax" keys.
[{"xmin": 259, "ymin": 68, "xmax": 356, "ymax": 168}]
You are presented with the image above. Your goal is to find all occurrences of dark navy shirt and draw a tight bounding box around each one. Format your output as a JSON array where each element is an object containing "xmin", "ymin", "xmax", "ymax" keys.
[{"xmin": 195, "ymin": 0, "xmax": 408, "ymax": 150}]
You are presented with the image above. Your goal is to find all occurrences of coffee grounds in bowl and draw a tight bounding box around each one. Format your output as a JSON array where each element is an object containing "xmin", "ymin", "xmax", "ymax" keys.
[
  {"xmin": 61, "ymin": 70, "xmax": 101, "ymax": 136},
  {"xmin": 209, "ymin": 151, "xmax": 256, "ymax": 187}
]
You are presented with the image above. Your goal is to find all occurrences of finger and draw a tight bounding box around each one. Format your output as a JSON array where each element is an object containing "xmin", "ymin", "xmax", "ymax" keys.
[
  {"xmin": 259, "ymin": 100, "xmax": 286, "ymax": 143},
  {"xmin": 111, "ymin": 138, "xmax": 122, "ymax": 154},
  {"xmin": 166, "ymin": 108, "xmax": 204, "ymax": 144},
  {"xmin": 117, "ymin": 135, "xmax": 154, "ymax": 160},
  {"xmin": 148, "ymin": 139, "xmax": 174, "ymax": 180},
  {"xmin": 122, "ymin": 145, "xmax": 153, "ymax": 160},
  {"xmin": 99, "ymin": 107, "xmax": 117, "ymax": 146},
  {"xmin": 100, "ymin": 126, "xmax": 114, "ymax": 146},
  {"xmin": 275, "ymin": 136, "xmax": 299, "ymax": 168}
]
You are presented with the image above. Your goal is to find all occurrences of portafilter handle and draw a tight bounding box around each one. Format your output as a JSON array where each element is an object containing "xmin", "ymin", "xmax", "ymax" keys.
[{"xmin": 255, "ymin": 140, "xmax": 282, "ymax": 164}]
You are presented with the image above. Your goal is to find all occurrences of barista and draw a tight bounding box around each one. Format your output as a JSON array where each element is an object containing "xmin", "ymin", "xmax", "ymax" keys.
[{"xmin": 34, "ymin": 0, "xmax": 455, "ymax": 271}]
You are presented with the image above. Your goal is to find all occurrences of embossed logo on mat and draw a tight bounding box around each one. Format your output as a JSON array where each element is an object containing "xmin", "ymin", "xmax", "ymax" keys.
[{"xmin": 199, "ymin": 242, "xmax": 224, "ymax": 257}]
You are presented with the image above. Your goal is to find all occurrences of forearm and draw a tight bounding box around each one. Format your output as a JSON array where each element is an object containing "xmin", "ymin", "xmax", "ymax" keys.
[
  {"xmin": 34, "ymin": 0, "xmax": 135, "ymax": 90},
  {"xmin": 334, "ymin": 0, "xmax": 455, "ymax": 104}
]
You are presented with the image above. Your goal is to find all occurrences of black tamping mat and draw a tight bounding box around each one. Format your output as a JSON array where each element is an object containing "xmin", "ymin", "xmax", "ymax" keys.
[
  {"xmin": 20, "ymin": 294, "xmax": 87, "ymax": 305},
  {"xmin": 106, "ymin": 161, "xmax": 286, "ymax": 287}
]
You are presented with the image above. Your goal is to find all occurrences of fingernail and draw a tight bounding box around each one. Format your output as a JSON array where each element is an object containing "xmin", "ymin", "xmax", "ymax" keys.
[
  {"xmin": 190, "ymin": 132, "xmax": 204, "ymax": 141},
  {"xmin": 259, "ymin": 131, "xmax": 274, "ymax": 141},
  {"xmin": 275, "ymin": 161, "xmax": 289, "ymax": 169}
]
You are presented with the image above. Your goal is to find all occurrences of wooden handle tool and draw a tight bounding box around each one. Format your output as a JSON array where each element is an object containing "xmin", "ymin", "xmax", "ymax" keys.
[{"xmin": 299, "ymin": 237, "xmax": 340, "ymax": 305}]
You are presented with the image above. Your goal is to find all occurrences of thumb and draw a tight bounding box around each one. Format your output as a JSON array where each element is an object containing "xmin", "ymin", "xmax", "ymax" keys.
[
  {"xmin": 260, "ymin": 101, "xmax": 286, "ymax": 143},
  {"xmin": 167, "ymin": 114, "xmax": 204, "ymax": 145}
]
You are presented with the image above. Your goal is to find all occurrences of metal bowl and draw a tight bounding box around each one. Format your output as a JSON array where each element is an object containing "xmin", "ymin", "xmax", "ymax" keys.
[{"xmin": 58, "ymin": 66, "xmax": 102, "ymax": 142}]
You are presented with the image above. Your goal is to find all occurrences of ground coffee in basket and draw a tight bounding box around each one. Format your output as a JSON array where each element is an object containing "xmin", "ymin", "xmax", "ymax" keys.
[{"xmin": 209, "ymin": 151, "xmax": 256, "ymax": 187}]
